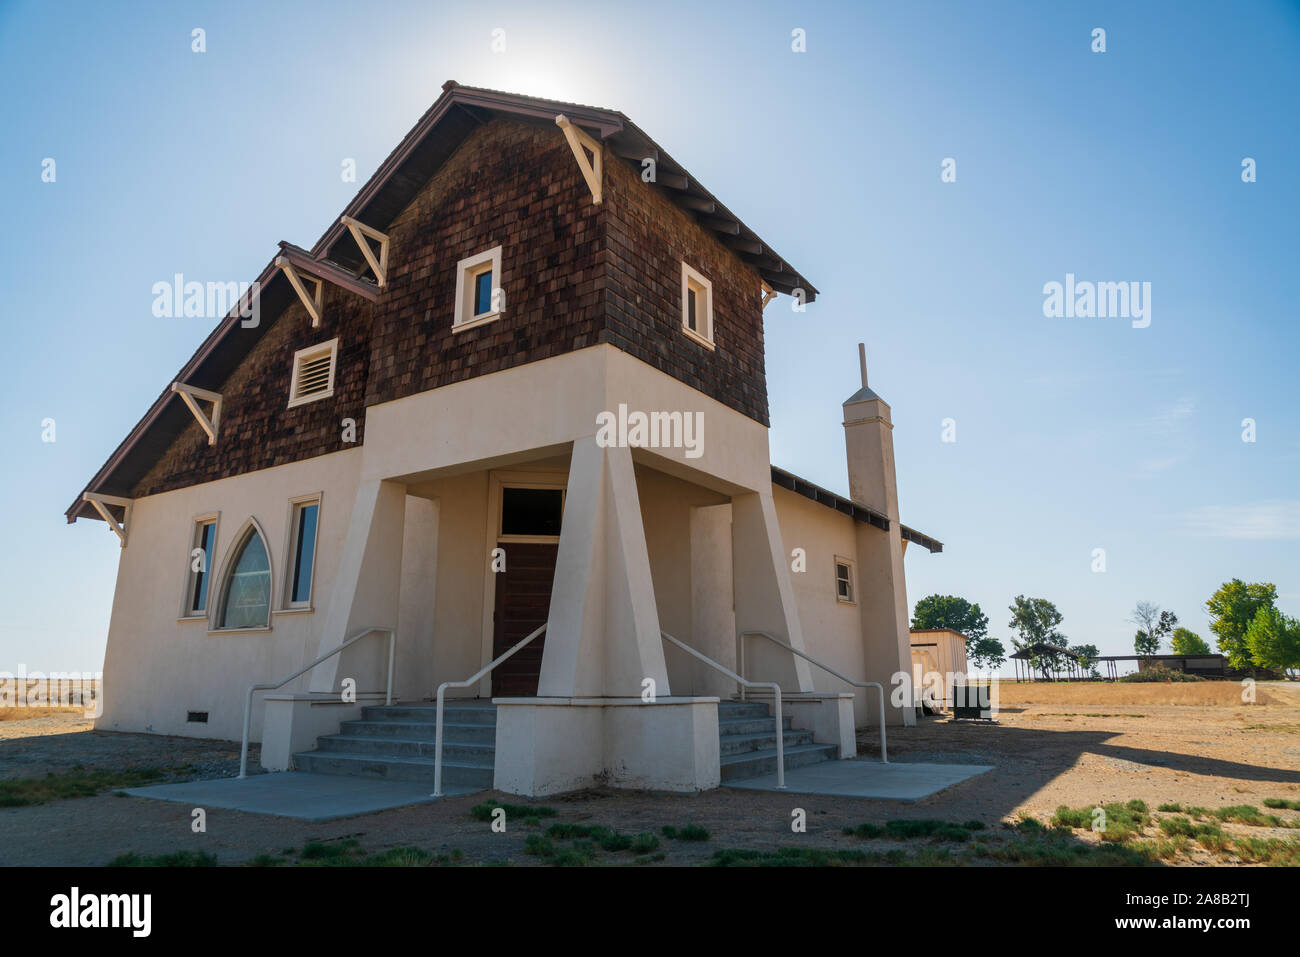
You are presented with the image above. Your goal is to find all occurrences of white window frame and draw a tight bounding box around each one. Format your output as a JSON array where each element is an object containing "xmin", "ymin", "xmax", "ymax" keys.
[
  {"xmin": 287, "ymin": 338, "xmax": 339, "ymax": 409},
  {"xmin": 453, "ymin": 245, "xmax": 504, "ymax": 331},
  {"xmin": 834, "ymin": 556, "xmax": 856, "ymax": 605},
  {"xmin": 279, "ymin": 493, "xmax": 323, "ymax": 612},
  {"xmin": 179, "ymin": 512, "xmax": 220, "ymax": 620},
  {"xmin": 681, "ymin": 262, "xmax": 715, "ymax": 349}
]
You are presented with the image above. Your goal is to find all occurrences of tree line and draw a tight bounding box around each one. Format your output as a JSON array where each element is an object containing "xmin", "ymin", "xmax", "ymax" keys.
[{"xmin": 910, "ymin": 578, "xmax": 1299, "ymax": 680}]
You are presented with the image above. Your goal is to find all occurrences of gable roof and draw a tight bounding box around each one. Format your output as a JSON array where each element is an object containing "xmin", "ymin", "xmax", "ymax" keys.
[{"xmin": 66, "ymin": 82, "xmax": 819, "ymax": 523}]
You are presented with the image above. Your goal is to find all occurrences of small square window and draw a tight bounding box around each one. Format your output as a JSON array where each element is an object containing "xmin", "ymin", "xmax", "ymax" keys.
[
  {"xmin": 834, "ymin": 558, "xmax": 855, "ymax": 604},
  {"xmin": 454, "ymin": 246, "xmax": 504, "ymax": 330},
  {"xmin": 288, "ymin": 339, "xmax": 338, "ymax": 408},
  {"xmin": 680, "ymin": 262, "xmax": 715, "ymax": 348}
]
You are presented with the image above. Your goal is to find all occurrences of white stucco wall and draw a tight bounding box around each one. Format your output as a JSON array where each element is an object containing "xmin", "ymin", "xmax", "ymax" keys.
[
  {"xmin": 769, "ymin": 485, "xmax": 875, "ymax": 721},
  {"xmin": 95, "ymin": 448, "xmax": 363, "ymax": 741}
]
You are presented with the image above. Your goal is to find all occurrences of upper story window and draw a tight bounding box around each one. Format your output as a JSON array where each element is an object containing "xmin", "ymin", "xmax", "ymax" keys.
[
  {"xmin": 680, "ymin": 262, "xmax": 715, "ymax": 348},
  {"xmin": 454, "ymin": 245, "xmax": 504, "ymax": 331},
  {"xmin": 288, "ymin": 338, "xmax": 338, "ymax": 408},
  {"xmin": 183, "ymin": 515, "xmax": 218, "ymax": 617},
  {"xmin": 216, "ymin": 521, "xmax": 273, "ymax": 629},
  {"xmin": 834, "ymin": 557, "xmax": 856, "ymax": 605},
  {"xmin": 284, "ymin": 496, "xmax": 321, "ymax": 608}
]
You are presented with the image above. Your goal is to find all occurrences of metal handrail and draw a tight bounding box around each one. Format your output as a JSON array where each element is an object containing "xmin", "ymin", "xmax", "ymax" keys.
[
  {"xmin": 433, "ymin": 622, "xmax": 547, "ymax": 796},
  {"xmin": 661, "ymin": 630, "xmax": 785, "ymax": 789},
  {"xmin": 238, "ymin": 625, "xmax": 395, "ymax": 778},
  {"xmin": 739, "ymin": 629, "xmax": 888, "ymax": 763}
]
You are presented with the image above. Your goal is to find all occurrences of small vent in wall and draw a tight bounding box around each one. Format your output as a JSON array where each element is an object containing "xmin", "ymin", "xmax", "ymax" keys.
[
  {"xmin": 187, "ymin": 711, "xmax": 209, "ymax": 724},
  {"xmin": 288, "ymin": 338, "xmax": 338, "ymax": 408}
]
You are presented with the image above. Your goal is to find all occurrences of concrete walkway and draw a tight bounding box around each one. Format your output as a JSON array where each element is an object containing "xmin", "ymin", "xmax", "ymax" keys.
[
  {"xmin": 725, "ymin": 759, "xmax": 993, "ymax": 801},
  {"xmin": 122, "ymin": 773, "xmax": 482, "ymax": 821}
]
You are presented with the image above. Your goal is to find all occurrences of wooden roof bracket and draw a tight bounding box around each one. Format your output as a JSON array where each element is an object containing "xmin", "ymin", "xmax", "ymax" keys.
[
  {"xmin": 170, "ymin": 382, "xmax": 222, "ymax": 445},
  {"xmin": 275, "ymin": 256, "xmax": 325, "ymax": 327},
  {"xmin": 339, "ymin": 216, "xmax": 390, "ymax": 287},
  {"xmin": 761, "ymin": 281, "xmax": 776, "ymax": 310},
  {"xmin": 555, "ymin": 114, "xmax": 602, "ymax": 205},
  {"xmin": 82, "ymin": 492, "xmax": 133, "ymax": 547}
]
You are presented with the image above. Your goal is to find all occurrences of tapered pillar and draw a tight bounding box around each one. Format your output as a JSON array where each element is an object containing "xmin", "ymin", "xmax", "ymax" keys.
[{"xmin": 843, "ymin": 345, "xmax": 915, "ymax": 726}]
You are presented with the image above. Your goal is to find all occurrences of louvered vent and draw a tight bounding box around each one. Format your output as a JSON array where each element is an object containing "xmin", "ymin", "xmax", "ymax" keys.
[{"xmin": 288, "ymin": 339, "xmax": 338, "ymax": 407}]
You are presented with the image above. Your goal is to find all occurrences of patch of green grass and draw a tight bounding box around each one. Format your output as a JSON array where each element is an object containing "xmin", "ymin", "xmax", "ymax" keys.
[
  {"xmin": 844, "ymin": 819, "xmax": 978, "ymax": 843},
  {"xmin": 301, "ymin": 838, "xmax": 362, "ymax": 862},
  {"xmin": 469, "ymin": 802, "xmax": 557, "ymax": 822},
  {"xmin": 1157, "ymin": 802, "xmax": 1183, "ymax": 813},
  {"xmin": 0, "ymin": 766, "xmax": 185, "ymax": 807},
  {"xmin": 712, "ymin": 847, "xmax": 879, "ymax": 867},
  {"xmin": 108, "ymin": 850, "xmax": 217, "ymax": 867},
  {"xmin": 630, "ymin": 833, "xmax": 660, "ymax": 854},
  {"xmin": 1263, "ymin": 797, "xmax": 1300, "ymax": 811},
  {"xmin": 1212, "ymin": 804, "xmax": 1291, "ymax": 828},
  {"xmin": 523, "ymin": 834, "xmax": 554, "ymax": 857},
  {"xmin": 1131, "ymin": 836, "xmax": 1189, "ymax": 861},
  {"xmin": 248, "ymin": 853, "xmax": 284, "ymax": 867},
  {"xmin": 634, "ymin": 851, "xmax": 666, "ymax": 864},
  {"xmin": 1051, "ymin": 800, "xmax": 1150, "ymax": 842},
  {"xmin": 661, "ymin": 824, "xmax": 710, "ymax": 841},
  {"xmin": 1230, "ymin": 837, "xmax": 1300, "ymax": 865},
  {"xmin": 549, "ymin": 840, "xmax": 598, "ymax": 866},
  {"xmin": 986, "ymin": 832, "xmax": 1153, "ymax": 866}
]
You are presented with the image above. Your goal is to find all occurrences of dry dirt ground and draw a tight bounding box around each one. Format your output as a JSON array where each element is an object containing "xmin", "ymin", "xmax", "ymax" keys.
[{"xmin": 1, "ymin": 681, "xmax": 1297, "ymax": 867}]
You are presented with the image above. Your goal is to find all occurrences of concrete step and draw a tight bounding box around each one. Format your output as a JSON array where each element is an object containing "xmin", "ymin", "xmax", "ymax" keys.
[
  {"xmin": 719, "ymin": 729, "xmax": 815, "ymax": 757},
  {"xmin": 719, "ymin": 742, "xmax": 840, "ymax": 782},
  {"xmin": 361, "ymin": 703, "xmax": 497, "ymax": 725},
  {"xmin": 718, "ymin": 715, "xmax": 794, "ymax": 736},
  {"xmin": 315, "ymin": 734, "xmax": 494, "ymax": 763},
  {"xmin": 716, "ymin": 702, "xmax": 775, "ymax": 720},
  {"xmin": 293, "ymin": 750, "xmax": 494, "ymax": 789},
  {"xmin": 338, "ymin": 719, "xmax": 497, "ymax": 744}
]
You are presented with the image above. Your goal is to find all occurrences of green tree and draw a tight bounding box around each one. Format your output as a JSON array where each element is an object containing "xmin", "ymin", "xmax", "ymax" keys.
[
  {"xmin": 1245, "ymin": 607, "xmax": 1300, "ymax": 677},
  {"xmin": 968, "ymin": 637, "xmax": 1007, "ymax": 670},
  {"xmin": 911, "ymin": 594, "xmax": 1002, "ymax": 669},
  {"xmin": 1206, "ymin": 580, "xmax": 1278, "ymax": 670},
  {"xmin": 1170, "ymin": 627, "xmax": 1211, "ymax": 656},
  {"xmin": 911, "ymin": 594, "xmax": 989, "ymax": 641},
  {"xmin": 1130, "ymin": 602, "xmax": 1177, "ymax": 657},
  {"xmin": 1071, "ymin": 643, "xmax": 1101, "ymax": 678},
  {"xmin": 1008, "ymin": 596, "xmax": 1066, "ymax": 680}
]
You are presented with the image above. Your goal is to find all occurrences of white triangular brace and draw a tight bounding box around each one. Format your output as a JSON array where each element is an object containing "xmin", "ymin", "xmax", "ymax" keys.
[
  {"xmin": 275, "ymin": 257, "xmax": 324, "ymax": 326},
  {"xmin": 83, "ymin": 492, "xmax": 133, "ymax": 547},
  {"xmin": 170, "ymin": 382, "xmax": 222, "ymax": 445},
  {"xmin": 340, "ymin": 216, "xmax": 390, "ymax": 287},
  {"xmin": 555, "ymin": 115, "xmax": 603, "ymax": 205}
]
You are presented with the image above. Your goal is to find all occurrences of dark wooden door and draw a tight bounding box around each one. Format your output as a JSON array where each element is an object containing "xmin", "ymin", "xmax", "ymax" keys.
[{"xmin": 491, "ymin": 542, "xmax": 559, "ymax": 696}]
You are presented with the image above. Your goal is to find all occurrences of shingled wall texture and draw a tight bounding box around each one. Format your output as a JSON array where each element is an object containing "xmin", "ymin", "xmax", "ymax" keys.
[{"xmin": 131, "ymin": 116, "xmax": 770, "ymax": 498}]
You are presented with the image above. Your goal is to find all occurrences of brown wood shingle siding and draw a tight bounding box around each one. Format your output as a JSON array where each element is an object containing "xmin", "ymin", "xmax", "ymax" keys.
[
  {"xmin": 365, "ymin": 120, "xmax": 604, "ymax": 406},
  {"xmin": 601, "ymin": 154, "xmax": 769, "ymax": 425},
  {"xmin": 130, "ymin": 286, "xmax": 372, "ymax": 498},
  {"xmin": 129, "ymin": 117, "xmax": 770, "ymax": 498}
]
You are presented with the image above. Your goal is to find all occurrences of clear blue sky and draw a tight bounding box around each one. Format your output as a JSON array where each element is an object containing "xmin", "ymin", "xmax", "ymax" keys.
[{"xmin": 2, "ymin": 0, "xmax": 1297, "ymax": 674}]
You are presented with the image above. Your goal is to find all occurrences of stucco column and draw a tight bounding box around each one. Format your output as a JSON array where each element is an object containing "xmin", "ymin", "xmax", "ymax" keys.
[
  {"xmin": 538, "ymin": 437, "xmax": 668, "ymax": 697},
  {"xmin": 843, "ymin": 348, "xmax": 915, "ymax": 726},
  {"xmin": 731, "ymin": 491, "xmax": 814, "ymax": 692},
  {"xmin": 307, "ymin": 478, "xmax": 407, "ymax": 693}
]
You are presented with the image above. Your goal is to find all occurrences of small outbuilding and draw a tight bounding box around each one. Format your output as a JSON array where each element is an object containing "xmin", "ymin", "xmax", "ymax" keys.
[{"xmin": 909, "ymin": 628, "xmax": 970, "ymax": 710}]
